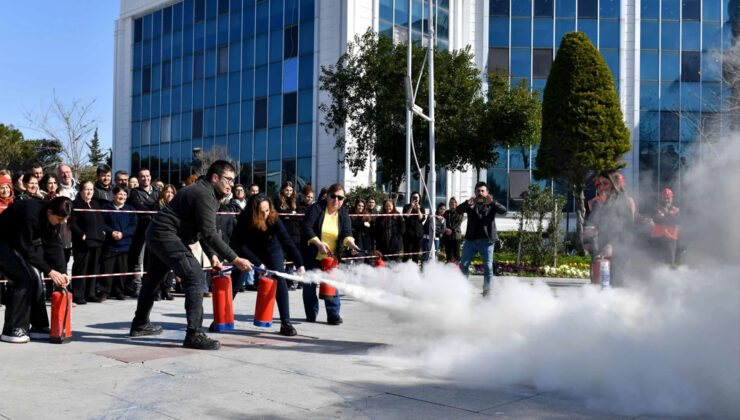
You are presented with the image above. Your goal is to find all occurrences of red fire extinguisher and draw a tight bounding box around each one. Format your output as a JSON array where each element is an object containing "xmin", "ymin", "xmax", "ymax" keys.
[
  {"xmin": 372, "ymin": 257, "xmax": 385, "ymax": 268},
  {"xmin": 50, "ymin": 287, "xmax": 72, "ymax": 344},
  {"xmin": 211, "ymin": 273, "xmax": 235, "ymax": 331},
  {"xmin": 591, "ymin": 257, "xmax": 611, "ymax": 288},
  {"xmin": 254, "ymin": 276, "xmax": 278, "ymax": 327},
  {"xmin": 319, "ymin": 257, "xmax": 338, "ymax": 300}
]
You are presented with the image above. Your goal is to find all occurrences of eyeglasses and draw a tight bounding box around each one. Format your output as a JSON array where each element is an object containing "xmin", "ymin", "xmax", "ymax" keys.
[
  {"xmin": 220, "ymin": 175, "xmax": 235, "ymax": 185},
  {"xmin": 330, "ymin": 193, "xmax": 345, "ymax": 201}
]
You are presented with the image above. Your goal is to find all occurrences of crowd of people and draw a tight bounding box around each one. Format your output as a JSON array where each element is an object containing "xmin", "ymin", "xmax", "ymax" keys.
[{"xmin": 0, "ymin": 161, "xmax": 679, "ymax": 347}]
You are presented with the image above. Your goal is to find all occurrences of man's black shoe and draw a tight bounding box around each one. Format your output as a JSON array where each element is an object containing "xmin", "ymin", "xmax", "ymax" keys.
[
  {"xmin": 130, "ymin": 322, "xmax": 163, "ymax": 337},
  {"xmin": 86, "ymin": 296, "xmax": 102, "ymax": 303},
  {"xmin": 162, "ymin": 290, "xmax": 174, "ymax": 300},
  {"xmin": 28, "ymin": 327, "xmax": 51, "ymax": 340},
  {"xmin": 327, "ymin": 316, "xmax": 343, "ymax": 325},
  {"xmin": 183, "ymin": 331, "xmax": 221, "ymax": 350},
  {"xmin": 73, "ymin": 298, "xmax": 87, "ymax": 305},
  {"xmin": 280, "ymin": 321, "xmax": 297, "ymax": 336}
]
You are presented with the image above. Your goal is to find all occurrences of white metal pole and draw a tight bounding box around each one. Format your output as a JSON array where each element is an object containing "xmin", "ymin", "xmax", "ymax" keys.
[
  {"xmin": 428, "ymin": 0, "xmax": 436, "ymax": 261},
  {"xmin": 406, "ymin": 0, "xmax": 413, "ymax": 205}
]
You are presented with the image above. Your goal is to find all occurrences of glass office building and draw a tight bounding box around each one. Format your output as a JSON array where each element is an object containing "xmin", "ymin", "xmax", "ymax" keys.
[
  {"xmin": 125, "ymin": 0, "xmax": 315, "ymax": 197},
  {"xmin": 637, "ymin": 0, "xmax": 735, "ymax": 210},
  {"xmin": 114, "ymin": 0, "xmax": 736, "ymax": 209}
]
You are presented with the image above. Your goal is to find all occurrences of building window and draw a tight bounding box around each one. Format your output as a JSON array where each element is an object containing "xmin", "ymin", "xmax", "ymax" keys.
[
  {"xmin": 534, "ymin": 0, "xmax": 554, "ymax": 17},
  {"xmin": 217, "ymin": 46, "xmax": 228, "ymax": 74},
  {"xmin": 578, "ymin": 0, "xmax": 598, "ymax": 18},
  {"xmin": 142, "ymin": 120, "xmax": 151, "ymax": 145},
  {"xmin": 142, "ymin": 66, "xmax": 151, "ymax": 93},
  {"xmin": 681, "ymin": 51, "xmax": 700, "ymax": 82},
  {"xmin": 162, "ymin": 61, "xmax": 171, "ymax": 88},
  {"xmin": 255, "ymin": 97, "xmax": 267, "ymax": 129},
  {"xmin": 219, "ymin": 0, "xmax": 230, "ymax": 15},
  {"xmin": 194, "ymin": 52, "xmax": 205, "ymax": 80},
  {"xmin": 488, "ymin": 47, "xmax": 509, "ymax": 75},
  {"xmin": 283, "ymin": 57, "xmax": 298, "ymax": 92},
  {"xmin": 195, "ymin": 0, "xmax": 206, "ymax": 23},
  {"xmin": 163, "ymin": 6, "xmax": 172, "ymax": 34},
  {"xmin": 134, "ymin": 18, "xmax": 143, "ymax": 43},
  {"xmin": 161, "ymin": 116, "xmax": 171, "ymax": 143},
  {"xmin": 284, "ymin": 25, "xmax": 298, "ymax": 59},
  {"xmin": 533, "ymin": 48, "xmax": 553, "ymax": 78},
  {"xmin": 490, "ymin": 0, "xmax": 509, "ymax": 16},
  {"xmin": 193, "ymin": 109, "xmax": 204, "ymax": 138},
  {"xmin": 283, "ymin": 92, "xmax": 297, "ymax": 124},
  {"xmin": 659, "ymin": 111, "xmax": 679, "ymax": 141}
]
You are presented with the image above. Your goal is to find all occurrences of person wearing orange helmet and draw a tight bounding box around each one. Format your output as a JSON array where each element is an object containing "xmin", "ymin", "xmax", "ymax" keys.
[{"xmin": 650, "ymin": 188, "xmax": 680, "ymax": 266}]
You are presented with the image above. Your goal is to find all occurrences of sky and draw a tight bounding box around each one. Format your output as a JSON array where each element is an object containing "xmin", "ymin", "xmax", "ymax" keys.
[{"xmin": 0, "ymin": 0, "xmax": 120, "ymax": 151}]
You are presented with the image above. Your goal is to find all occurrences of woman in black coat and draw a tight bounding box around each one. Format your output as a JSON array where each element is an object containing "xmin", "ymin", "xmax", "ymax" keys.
[
  {"xmin": 231, "ymin": 194, "xmax": 306, "ymax": 336},
  {"xmin": 300, "ymin": 183, "xmax": 360, "ymax": 325},
  {"xmin": 442, "ymin": 197, "xmax": 463, "ymax": 263},
  {"xmin": 350, "ymin": 199, "xmax": 374, "ymax": 256},
  {"xmin": 374, "ymin": 199, "xmax": 406, "ymax": 262},
  {"xmin": 70, "ymin": 180, "xmax": 106, "ymax": 304}
]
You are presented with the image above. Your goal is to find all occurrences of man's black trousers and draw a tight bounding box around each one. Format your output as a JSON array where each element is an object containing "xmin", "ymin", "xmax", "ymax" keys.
[{"xmin": 132, "ymin": 239, "xmax": 205, "ymax": 333}]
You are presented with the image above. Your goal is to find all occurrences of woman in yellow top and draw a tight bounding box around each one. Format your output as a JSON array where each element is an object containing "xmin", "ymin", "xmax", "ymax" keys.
[{"xmin": 300, "ymin": 183, "xmax": 360, "ymax": 325}]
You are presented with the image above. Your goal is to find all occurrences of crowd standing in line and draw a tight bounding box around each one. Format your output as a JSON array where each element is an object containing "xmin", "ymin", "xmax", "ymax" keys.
[{"xmin": 0, "ymin": 160, "xmax": 681, "ymax": 345}]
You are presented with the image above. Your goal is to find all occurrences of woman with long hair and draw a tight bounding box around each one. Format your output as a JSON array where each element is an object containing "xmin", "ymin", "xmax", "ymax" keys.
[
  {"xmin": 276, "ymin": 181, "xmax": 300, "ymax": 243},
  {"xmin": 300, "ymin": 183, "xmax": 360, "ymax": 325},
  {"xmin": 232, "ymin": 194, "xmax": 305, "ymax": 336},
  {"xmin": 350, "ymin": 199, "xmax": 373, "ymax": 256},
  {"xmin": 40, "ymin": 174, "xmax": 60, "ymax": 200},
  {"xmin": 157, "ymin": 184, "xmax": 177, "ymax": 208},
  {"xmin": 373, "ymin": 199, "xmax": 405, "ymax": 262},
  {"xmin": 70, "ymin": 180, "xmax": 106, "ymax": 304}
]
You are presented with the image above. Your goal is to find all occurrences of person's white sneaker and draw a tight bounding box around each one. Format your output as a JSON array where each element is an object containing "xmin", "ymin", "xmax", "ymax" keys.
[{"xmin": 1, "ymin": 328, "xmax": 30, "ymax": 343}]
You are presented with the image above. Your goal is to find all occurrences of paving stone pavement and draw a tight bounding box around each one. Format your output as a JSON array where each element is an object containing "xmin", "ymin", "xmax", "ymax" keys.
[{"xmin": 0, "ymin": 275, "xmax": 687, "ymax": 419}]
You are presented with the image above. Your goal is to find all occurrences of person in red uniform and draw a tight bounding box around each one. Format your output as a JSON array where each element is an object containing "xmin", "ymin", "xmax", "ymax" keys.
[{"xmin": 650, "ymin": 188, "xmax": 679, "ymax": 267}]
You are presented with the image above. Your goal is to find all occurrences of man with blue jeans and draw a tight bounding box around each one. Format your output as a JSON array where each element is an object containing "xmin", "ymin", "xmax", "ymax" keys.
[{"xmin": 457, "ymin": 182, "xmax": 507, "ymax": 296}]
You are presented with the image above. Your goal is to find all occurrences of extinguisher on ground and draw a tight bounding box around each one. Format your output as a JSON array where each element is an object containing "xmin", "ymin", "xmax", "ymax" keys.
[
  {"xmin": 211, "ymin": 272, "xmax": 235, "ymax": 331},
  {"xmin": 50, "ymin": 287, "xmax": 72, "ymax": 344},
  {"xmin": 591, "ymin": 256, "xmax": 611, "ymax": 289},
  {"xmin": 253, "ymin": 275, "xmax": 278, "ymax": 327}
]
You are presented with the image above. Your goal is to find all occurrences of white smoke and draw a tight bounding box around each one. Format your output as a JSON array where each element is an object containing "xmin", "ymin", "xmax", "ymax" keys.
[{"xmin": 307, "ymin": 138, "xmax": 740, "ymax": 417}]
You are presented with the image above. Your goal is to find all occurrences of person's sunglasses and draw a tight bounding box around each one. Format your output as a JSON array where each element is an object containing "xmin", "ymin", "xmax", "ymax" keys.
[
  {"xmin": 220, "ymin": 175, "xmax": 235, "ymax": 185},
  {"xmin": 330, "ymin": 193, "xmax": 345, "ymax": 201}
]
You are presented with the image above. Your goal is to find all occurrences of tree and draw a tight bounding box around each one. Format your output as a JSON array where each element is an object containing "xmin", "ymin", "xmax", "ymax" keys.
[
  {"xmin": 24, "ymin": 91, "xmax": 99, "ymax": 179},
  {"xmin": 0, "ymin": 124, "xmax": 35, "ymax": 172},
  {"xmin": 534, "ymin": 32, "xmax": 631, "ymax": 252},
  {"xmin": 319, "ymin": 29, "xmax": 489, "ymax": 192},
  {"xmin": 87, "ymin": 128, "xmax": 105, "ymax": 166},
  {"xmin": 480, "ymin": 72, "xmax": 542, "ymax": 169}
]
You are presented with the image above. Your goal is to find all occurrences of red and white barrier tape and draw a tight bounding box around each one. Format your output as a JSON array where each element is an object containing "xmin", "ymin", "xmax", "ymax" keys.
[{"xmin": 71, "ymin": 208, "xmax": 443, "ymax": 218}]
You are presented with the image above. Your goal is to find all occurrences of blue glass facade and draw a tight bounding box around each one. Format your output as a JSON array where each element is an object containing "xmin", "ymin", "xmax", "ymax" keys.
[
  {"xmin": 379, "ymin": 0, "xmax": 450, "ymax": 50},
  {"xmin": 131, "ymin": 0, "xmax": 315, "ymax": 196},
  {"xmin": 638, "ymin": 0, "xmax": 733, "ymax": 208},
  {"xmin": 487, "ymin": 0, "xmax": 620, "ymax": 209}
]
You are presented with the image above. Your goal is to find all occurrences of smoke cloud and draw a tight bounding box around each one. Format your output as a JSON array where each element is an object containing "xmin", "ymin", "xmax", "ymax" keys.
[{"xmin": 310, "ymin": 137, "xmax": 740, "ymax": 417}]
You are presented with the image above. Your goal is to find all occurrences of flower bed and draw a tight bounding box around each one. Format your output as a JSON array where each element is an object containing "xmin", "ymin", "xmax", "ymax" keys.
[{"xmin": 469, "ymin": 261, "xmax": 590, "ymax": 278}]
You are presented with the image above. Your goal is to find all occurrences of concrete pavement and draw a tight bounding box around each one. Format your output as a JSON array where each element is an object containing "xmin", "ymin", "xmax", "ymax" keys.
[{"xmin": 0, "ymin": 275, "xmax": 682, "ymax": 419}]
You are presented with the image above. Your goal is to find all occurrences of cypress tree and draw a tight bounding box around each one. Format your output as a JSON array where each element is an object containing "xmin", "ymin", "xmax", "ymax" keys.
[{"xmin": 534, "ymin": 31, "xmax": 631, "ymax": 251}]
